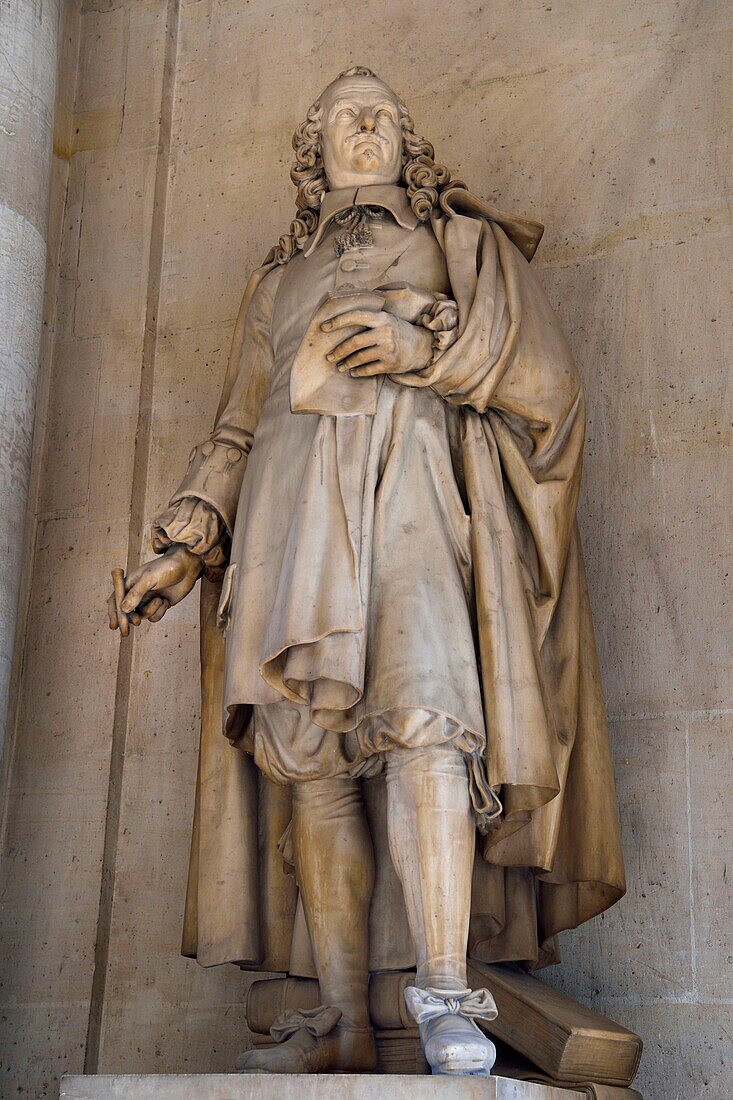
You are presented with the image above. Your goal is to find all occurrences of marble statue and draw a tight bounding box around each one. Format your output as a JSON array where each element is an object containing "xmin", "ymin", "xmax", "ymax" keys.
[{"xmin": 108, "ymin": 67, "xmax": 626, "ymax": 1077}]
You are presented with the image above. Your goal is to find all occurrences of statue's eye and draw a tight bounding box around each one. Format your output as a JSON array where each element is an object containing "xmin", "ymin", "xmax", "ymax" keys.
[
  {"xmin": 337, "ymin": 108, "xmax": 356, "ymax": 119},
  {"xmin": 377, "ymin": 109, "xmax": 394, "ymax": 120}
]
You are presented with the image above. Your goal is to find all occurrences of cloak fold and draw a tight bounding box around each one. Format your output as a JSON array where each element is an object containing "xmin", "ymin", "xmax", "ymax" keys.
[{"xmin": 181, "ymin": 189, "xmax": 625, "ymax": 972}]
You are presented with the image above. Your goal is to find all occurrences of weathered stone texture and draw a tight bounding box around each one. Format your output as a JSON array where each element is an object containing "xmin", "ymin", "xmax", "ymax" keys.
[
  {"xmin": 0, "ymin": 2, "xmax": 167, "ymax": 1097},
  {"xmin": 0, "ymin": 2, "xmax": 731, "ymax": 1099},
  {"xmin": 689, "ymin": 713, "xmax": 733, "ymax": 1002},
  {"xmin": 0, "ymin": 0, "xmax": 62, "ymax": 749},
  {"xmin": 60, "ymin": 1073, "xmax": 584, "ymax": 1099},
  {"xmin": 547, "ymin": 717, "xmax": 692, "ymax": 1005}
]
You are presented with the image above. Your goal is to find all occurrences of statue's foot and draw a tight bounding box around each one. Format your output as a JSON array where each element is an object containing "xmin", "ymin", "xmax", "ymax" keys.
[
  {"xmin": 420, "ymin": 1010, "xmax": 497, "ymax": 1076},
  {"xmin": 404, "ymin": 986, "xmax": 498, "ymax": 1077},
  {"xmin": 236, "ymin": 1005, "xmax": 376, "ymax": 1074}
]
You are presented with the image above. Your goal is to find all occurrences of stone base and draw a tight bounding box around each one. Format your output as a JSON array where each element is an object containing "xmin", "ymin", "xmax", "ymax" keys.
[{"xmin": 60, "ymin": 1075, "xmax": 586, "ymax": 1099}]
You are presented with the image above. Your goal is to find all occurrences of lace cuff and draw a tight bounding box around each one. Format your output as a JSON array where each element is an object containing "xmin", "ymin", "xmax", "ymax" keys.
[
  {"xmin": 152, "ymin": 497, "xmax": 230, "ymax": 582},
  {"xmin": 419, "ymin": 297, "xmax": 460, "ymax": 364}
]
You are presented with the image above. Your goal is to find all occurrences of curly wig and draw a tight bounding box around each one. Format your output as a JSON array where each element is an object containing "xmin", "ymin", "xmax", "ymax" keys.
[{"xmin": 268, "ymin": 66, "xmax": 463, "ymax": 264}]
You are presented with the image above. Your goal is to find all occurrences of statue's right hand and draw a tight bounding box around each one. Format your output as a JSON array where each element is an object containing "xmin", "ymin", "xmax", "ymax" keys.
[{"xmin": 107, "ymin": 544, "xmax": 204, "ymax": 631}]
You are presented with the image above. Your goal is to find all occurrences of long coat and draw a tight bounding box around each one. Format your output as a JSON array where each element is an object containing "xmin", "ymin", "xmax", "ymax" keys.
[{"xmin": 175, "ymin": 188, "xmax": 626, "ymax": 973}]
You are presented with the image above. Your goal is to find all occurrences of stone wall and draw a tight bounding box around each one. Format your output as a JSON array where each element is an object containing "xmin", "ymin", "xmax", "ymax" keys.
[
  {"xmin": 0, "ymin": 0, "xmax": 61, "ymax": 752},
  {"xmin": 1, "ymin": 2, "xmax": 730, "ymax": 1097}
]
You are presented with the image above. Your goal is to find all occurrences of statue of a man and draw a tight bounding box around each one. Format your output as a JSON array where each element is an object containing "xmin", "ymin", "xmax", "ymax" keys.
[{"xmin": 108, "ymin": 67, "xmax": 625, "ymax": 1077}]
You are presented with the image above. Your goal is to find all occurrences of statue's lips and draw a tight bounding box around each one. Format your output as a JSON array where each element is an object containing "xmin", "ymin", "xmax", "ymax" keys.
[
  {"xmin": 349, "ymin": 140, "xmax": 386, "ymax": 161},
  {"xmin": 349, "ymin": 135, "xmax": 386, "ymax": 149}
]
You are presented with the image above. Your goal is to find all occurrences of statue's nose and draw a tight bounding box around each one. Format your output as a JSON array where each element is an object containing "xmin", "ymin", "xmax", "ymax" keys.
[{"xmin": 358, "ymin": 112, "xmax": 377, "ymax": 132}]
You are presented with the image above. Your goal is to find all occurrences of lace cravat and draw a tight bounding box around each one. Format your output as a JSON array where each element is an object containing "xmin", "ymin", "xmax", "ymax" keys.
[{"xmin": 332, "ymin": 205, "xmax": 385, "ymax": 255}]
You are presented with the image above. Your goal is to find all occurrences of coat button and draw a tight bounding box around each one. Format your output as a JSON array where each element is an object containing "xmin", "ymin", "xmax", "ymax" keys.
[
  {"xmin": 340, "ymin": 258, "xmax": 358, "ymax": 272},
  {"xmin": 226, "ymin": 447, "xmax": 242, "ymax": 462},
  {"xmin": 201, "ymin": 441, "xmax": 215, "ymax": 456}
]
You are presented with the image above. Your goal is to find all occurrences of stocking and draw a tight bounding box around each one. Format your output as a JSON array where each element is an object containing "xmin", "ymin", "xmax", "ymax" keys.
[
  {"xmin": 291, "ymin": 775, "xmax": 374, "ymax": 1028},
  {"xmin": 385, "ymin": 742, "xmax": 475, "ymax": 992},
  {"xmin": 386, "ymin": 743, "xmax": 497, "ymax": 1075}
]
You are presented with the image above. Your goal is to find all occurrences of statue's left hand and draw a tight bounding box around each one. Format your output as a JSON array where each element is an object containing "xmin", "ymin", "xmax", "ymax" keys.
[{"xmin": 321, "ymin": 306, "xmax": 433, "ymax": 377}]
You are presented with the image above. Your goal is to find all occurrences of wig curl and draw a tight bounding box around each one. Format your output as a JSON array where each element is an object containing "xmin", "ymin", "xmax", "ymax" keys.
[{"xmin": 269, "ymin": 66, "xmax": 463, "ymax": 264}]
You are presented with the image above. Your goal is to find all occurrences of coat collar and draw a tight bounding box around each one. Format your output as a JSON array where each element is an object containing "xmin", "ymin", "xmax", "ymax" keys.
[{"xmin": 303, "ymin": 184, "xmax": 418, "ymax": 257}]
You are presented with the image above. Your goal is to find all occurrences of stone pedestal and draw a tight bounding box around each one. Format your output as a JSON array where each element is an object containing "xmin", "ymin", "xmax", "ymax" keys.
[{"xmin": 60, "ymin": 1075, "xmax": 586, "ymax": 1099}]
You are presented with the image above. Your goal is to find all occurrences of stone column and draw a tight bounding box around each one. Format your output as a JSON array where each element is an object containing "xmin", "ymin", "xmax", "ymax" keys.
[{"xmin": 0, "ymin": 0, "xmax": 61, "ymax": 750}]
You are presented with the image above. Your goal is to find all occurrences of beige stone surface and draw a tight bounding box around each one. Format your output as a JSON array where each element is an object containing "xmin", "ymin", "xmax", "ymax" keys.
[
  {"xmin": 0, "ymin": 208, "xmax": 47, "ymax": 724},
  {"xmin": 0, "ymin": 2, "xmax": 171, "ymax": 1097},
  {"xmin": 538, "ymin": 718, "xmax": 692, "ymax": 1004},
  {"xmin": 59, "ymin": 1073, "xmax": 584, "ymax": 1099},
  {"xmin": 1, "ymin": 0, "xmax": 731, "ymax": 1096},
  {"xmin": 74, "ymin": 149, "xmax": 158, "ymax": 338},
  {"xmin": 0, "ymin": 0, "xmax": 62, "ymax": 748},
  {"xmin": 689, "ymin": 713, "xmax": 733, "ymax": 1002},
  {"xmin": 0, "ymin": 1, "xmax": 61, "ymax": 231},
  {"xmin": 602, "ymin": 1003, "xmax": 733, "ymax": 1100}
]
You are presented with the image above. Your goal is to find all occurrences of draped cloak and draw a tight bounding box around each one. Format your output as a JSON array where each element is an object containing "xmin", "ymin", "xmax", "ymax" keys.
[{"xmin": 175, "ymin": 187, "xmax": 626, "ymax": 975}]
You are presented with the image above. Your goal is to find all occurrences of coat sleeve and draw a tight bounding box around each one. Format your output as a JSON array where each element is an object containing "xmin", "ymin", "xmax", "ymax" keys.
[
  {"xmin": 398, "ymin": 217, "xmax": 584, "ymax": 629},
  {"xmin": 152, "ymin": 264, "xmax": 284, "ymax": 571}
]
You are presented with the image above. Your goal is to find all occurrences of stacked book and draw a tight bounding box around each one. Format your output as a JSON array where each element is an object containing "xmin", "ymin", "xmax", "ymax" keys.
[{"xmin": 245, "ymin": 960, "xmax": 643, "ymax": 1093}]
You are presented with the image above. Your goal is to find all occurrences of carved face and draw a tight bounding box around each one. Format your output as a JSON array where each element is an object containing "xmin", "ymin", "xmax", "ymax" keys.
[{"xmin": 320, "ymin": 76, "xmax": 403, "ymax": 190}]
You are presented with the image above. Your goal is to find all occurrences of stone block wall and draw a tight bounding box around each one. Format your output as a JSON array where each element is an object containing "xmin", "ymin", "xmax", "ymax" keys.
[{"xmin": 0, "ymin": 2, "xmax": 730, "ymax": 1097}]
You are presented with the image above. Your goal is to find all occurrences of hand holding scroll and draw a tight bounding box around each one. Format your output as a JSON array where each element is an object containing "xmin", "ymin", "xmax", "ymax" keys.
[{"xmin": 107, "ymin": 544, "xmax": 203, "ymax": 633}]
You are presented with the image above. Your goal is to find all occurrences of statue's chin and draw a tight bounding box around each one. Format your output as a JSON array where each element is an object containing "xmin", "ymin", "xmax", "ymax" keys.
[
  {"xmin": 350, "ymin": 152, "xmax": 383, "ymax": 174},
  {"xmin": 325, "ymin": 148, "xmax": 402, "ymax": 190},
  {"xmin": 327, "ymin": 155, "xmax": 400, "ymax": 190}
]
